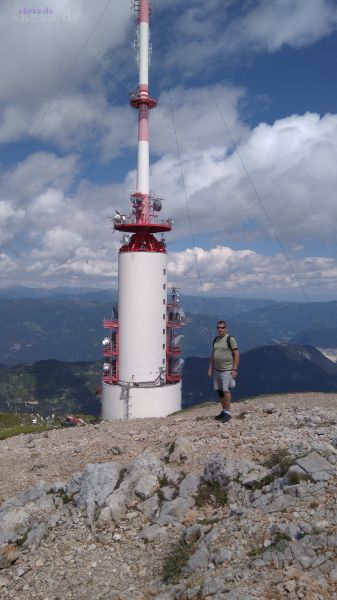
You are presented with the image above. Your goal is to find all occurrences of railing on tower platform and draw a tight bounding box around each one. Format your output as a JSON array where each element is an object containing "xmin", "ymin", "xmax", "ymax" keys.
[
  {"xmin": 102, "ymin": 319, "xmax": 119, "ymax": 384},
  {"xmin": 166, "ymin": 287, "xmax": 185, "ymax": 383}
]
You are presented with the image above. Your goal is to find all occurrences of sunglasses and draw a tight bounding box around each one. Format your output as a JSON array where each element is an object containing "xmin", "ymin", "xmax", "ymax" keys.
[{"xmin": 217, "ymin": 326, "xmax": 226, "ymax": 329}]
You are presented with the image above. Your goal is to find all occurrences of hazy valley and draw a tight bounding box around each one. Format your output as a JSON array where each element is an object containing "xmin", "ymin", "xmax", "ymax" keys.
[{"xmin": 1, "ymin": 288, "xmax": 337, "ymax": 417}]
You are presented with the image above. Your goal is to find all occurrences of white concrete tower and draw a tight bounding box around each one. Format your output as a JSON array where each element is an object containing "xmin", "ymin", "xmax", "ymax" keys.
[{"xmin": 101, "ymin": 0, "xmax": 184, "ymax": 419}]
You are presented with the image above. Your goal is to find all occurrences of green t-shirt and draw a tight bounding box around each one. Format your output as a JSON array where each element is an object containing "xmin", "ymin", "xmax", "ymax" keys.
[{"xmin": 213, "ymin": 334, "xmax": 238, "ymax": 371}]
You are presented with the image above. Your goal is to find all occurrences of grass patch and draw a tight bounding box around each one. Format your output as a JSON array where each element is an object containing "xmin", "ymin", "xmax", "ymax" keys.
[
  {"xmin": 287, "ymin": 471, "xmax": 301, "ymax": 485},
  {"xmin": 262, "ymin": 448, "xmax": 292, "ymax": 470},
  {"xmin": 0, "ymin": 423, "xmax": 53, "ymax": 440},
  {"xmin": 248, "ymin": 545, "xmax": 264, "ymax": 558},
  {"xmin": 157, "ymin": 488, "xmax": 165, "ymax": 503},
  {"xmin": 163, "ymin": 441, "xmax": 176, "ymax": 464},
  {"xmin": 270, "ymin": 532, "xmax": 291, "ymax": 552},
  {"xmin": 60, "ymin": 491, "xmax": 73, "ymax": 504},
  {"xmin": 0, "ymin": 412, "xmax": 58, "ymax": 440},
  {"xmin": 157, "ymin": 475, "xmax": 179, "ymax": 503},
  {"xmin": 16, "ymin": 530, "xmax": 29, "ymax": 547},
  {"xmin": 249, "ymin": 532, "xmax": 291, "ymax": 559},
  {"xmin": 251, "ymin": 448, "xmax": 297, "ymax": 489},
  {"xmin": 249, "ymin": 472, "xmax": 278, "ymax": 490},
  {"xmin": 162, "ymin": 540, "xmax": 195, "ymax": 583},
  {"xmin": 158, "ymin": 475, "xmax": 169, "ymax": 488},
  {"xmin": 167, "ymin": 441, "xmax": 175, "ymax": 454},
  {"xmin": 195, "ymin": 481, "xmax": 227, "ymax": 508},
  {"xmin": 258, "ymin": 448, "xmax": 309, "ymax": 489},
  {"xmin": 197, "ymin": 516, "xmax": 219, "ymax": 526},
  {"xmin": 0, "ymin": 412, "xmax": 93, "ymax": 440}
]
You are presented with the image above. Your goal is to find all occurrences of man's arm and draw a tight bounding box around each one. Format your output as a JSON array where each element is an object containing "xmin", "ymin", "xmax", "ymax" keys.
[
  {"xmin": 231, "ymin": 348, "xmax": 239, "ymax": 378},
  {"xmin": 208, "ymin": 351, "xmax": 214, "ymax": 378}
]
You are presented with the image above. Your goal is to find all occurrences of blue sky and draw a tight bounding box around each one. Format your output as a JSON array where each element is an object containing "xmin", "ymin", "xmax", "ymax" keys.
[{"xmin": 0, "ymin": 0, "xmax": 337, "ymax": 300}]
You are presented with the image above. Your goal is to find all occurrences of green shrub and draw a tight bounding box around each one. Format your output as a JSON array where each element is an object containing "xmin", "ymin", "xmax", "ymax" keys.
[
  {"xmin": 287, "ymin": 471, "xmax": 300, "ymax": 485},
  {"xmin": 162, "ymin": 540, "xmax": 194, "ymax": 583},
  {"xmin": 16, "ymin": 530, "xmax": 29, "ymax": 547},
  {"xmin": 262, "ymin": 448, "xmax": 291, "ymax": 470},
  {"xmin": 270, "ymin": 532, "xmax": 291, "ymax": 552},
  {"xmin": 195, "ymin": 481, "xmax": 227, "ymax": 508}
]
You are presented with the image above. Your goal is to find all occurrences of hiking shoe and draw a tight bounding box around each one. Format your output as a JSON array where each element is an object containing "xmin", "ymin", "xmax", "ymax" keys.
[
  {"xmin": 219, "ymin": 413, "xmax": 231, "ymax": 423},
  {"xmin": 214, "ymin": 412, "xmax": 224, "ymax": 420}
]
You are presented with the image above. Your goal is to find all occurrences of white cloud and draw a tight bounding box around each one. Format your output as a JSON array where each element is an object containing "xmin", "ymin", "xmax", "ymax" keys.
[
  {"xmin": 151, "ymin": 84, "xmax": 248, "ymax": 156},
  {"xmin": 168, "ymin": 245, "xmax": 337, "ymax": 298},
  {"xmin": 149, "ymin": 109, "xmax": 337, "ymax": 245},
  {"xmin": 0, "ymin": 0, "xmax": 336, "ymax": 307},
  {"xmin": 0, "ymin": 0, "xmax": 131, "ymax": 103},
  {"xmin": 238, "ymin": 112, "xmax": 337, "ymax": 242},
  {"xmin": 0, "ymin": 201, "xmax": 25, "ymax": 244},
  {"xmin": 0, "ymin": 0, "xmax": 335, "ymax": 163},
  {"xmin": 2, "ymin": 152, "xmax": 78, "ymax": 199},
  {"xmin": 31, "ymin": 227, "xmax": 82, "ymax": 260},
  {"xmin": 2, "ymin": 0, "xmax": 335, "ymax": 152},
  {"xmin": 232, "ymin": 0, "xmax": 337, "ymax": 52},
  {"xmin": 0, "ymin": 150, "xmax": 125, "ymax": 287},
  {"xmin": 30, "ymin": 189, "xmax": 66, "ymax": 218},
  {"xmin": 0, "ymin": 0, "xmax": 132, "ymax": 145},
  {"xmin": 0, "ymin": 93, "xmax": 136, "ymax": 158},
  {"xmin": 1, "ymin": 88, "xmax": 337, "ymax": 297},
  {"xmin": 0, "ymin": 253, "xmax": 18, "ymax": 275},
  {"xmin": 158, "ymin": 0, "xmax": 337, "ymax": 74}
]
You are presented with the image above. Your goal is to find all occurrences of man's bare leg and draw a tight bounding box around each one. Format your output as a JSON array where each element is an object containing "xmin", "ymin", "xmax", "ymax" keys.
[{"xmin": 221, "ymin": 391, "xmax": 231, "ymax": 412}]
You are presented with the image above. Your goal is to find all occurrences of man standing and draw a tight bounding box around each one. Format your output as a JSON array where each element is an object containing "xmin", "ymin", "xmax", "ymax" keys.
[{"xmin": 208, "ymin": 320, "xmax": 239, "ymax": 423}]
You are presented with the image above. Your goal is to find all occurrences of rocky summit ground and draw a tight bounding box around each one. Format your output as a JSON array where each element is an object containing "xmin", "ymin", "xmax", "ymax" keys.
[{"xmin": 0, "ymin": 393, "xmax": 337, "ymax": 600}]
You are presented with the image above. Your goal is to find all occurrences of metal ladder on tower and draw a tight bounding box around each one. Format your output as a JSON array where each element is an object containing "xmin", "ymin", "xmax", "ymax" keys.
[{"xmin": 121, "ymin": 383, "xmax": 131, "ymax": 419}]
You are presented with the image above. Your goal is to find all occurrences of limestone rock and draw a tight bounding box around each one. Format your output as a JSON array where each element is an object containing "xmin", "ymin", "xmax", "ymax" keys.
[
  {"xmin": 105, "ymin": 490, "xmax": 127, "ymax": 521},
  {"xmin": 295, "ymin": 451, "xmax": 334, "ymax": 482},
  {"xmin": 156, "ymin": 497, "xmax": 194, "ymax": 525},
  {"xmin": 138, "ymin": 495, "xmax": 159, "ymax": 517},
  {"xmin": 203, "ymin": 453, "xmax": 269, "ymax": 489},
  {"xmin": 263, "ymin": 403, "xmax": 277, "ymax": 414},
  {"xmin": 179, "ymin": 473, "xmax": 200, "ymax": 498},
  {"xmin": 183, "ymin": 543, "xmax": 209, "ymax": 572},
  {"xmin": 168, "ymin": 436, "xmax": 193, "ymax": 463},
  {"xmin": 74, "ymin": 461, "xmax": 123, "ymax": 522},
  {"xmin": 134, "ymin": 473, "xmax": 159, "ymax": 499},
  {"xmin": 140, "ymin": 525, "xmax": 169, "ymax": 542},
  {"xmin": 183, "ymin": 524, "xmax": 203, "ymax": 545}
]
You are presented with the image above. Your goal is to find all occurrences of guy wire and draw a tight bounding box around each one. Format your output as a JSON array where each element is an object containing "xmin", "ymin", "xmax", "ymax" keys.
[
  {"xmin": 167, "ymin": 87, "xmax": 213, "ymax": 342},
  {"xmin": 209, "ymin": 88, "xmax": 309, "ymax": 303}
]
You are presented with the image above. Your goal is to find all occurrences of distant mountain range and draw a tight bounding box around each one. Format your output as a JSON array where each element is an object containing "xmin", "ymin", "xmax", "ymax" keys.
[
  {"xmin": 0, "ymin": 296, "xmax": 113, "ymax": 365},
  {"xmin": 1, "ymin": 344, "xmax": 337, "ymax": 417},
  {"xmin": 0, "ymin": 286, "xmax": 115, "ymax": 301},
  {"xmin": 1, "ymin": 288, "xmax": 337, "ymax": 365},
  {"xmin": 291, "ymin": 328, "xmax": 337, "ymax": 347},
  {"xmin": 183, "ymin": 344, "xmax": 337, "ymax": 407},
  {"xmin": 0, "ymin": 360, "xmax": 101, "ymax": 417}
]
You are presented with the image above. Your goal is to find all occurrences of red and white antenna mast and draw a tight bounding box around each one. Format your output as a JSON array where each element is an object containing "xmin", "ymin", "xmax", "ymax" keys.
[
  {"xmin": 132, "ymin": 0, "xmax": 153, "ymax": 219},
  {"xmin": 115, "ymin": 0, "xmax": 171, "ymax": 238},
  {"xmin": 101, "ymin": 0, "xmax": 184, "ymax": 420}
]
